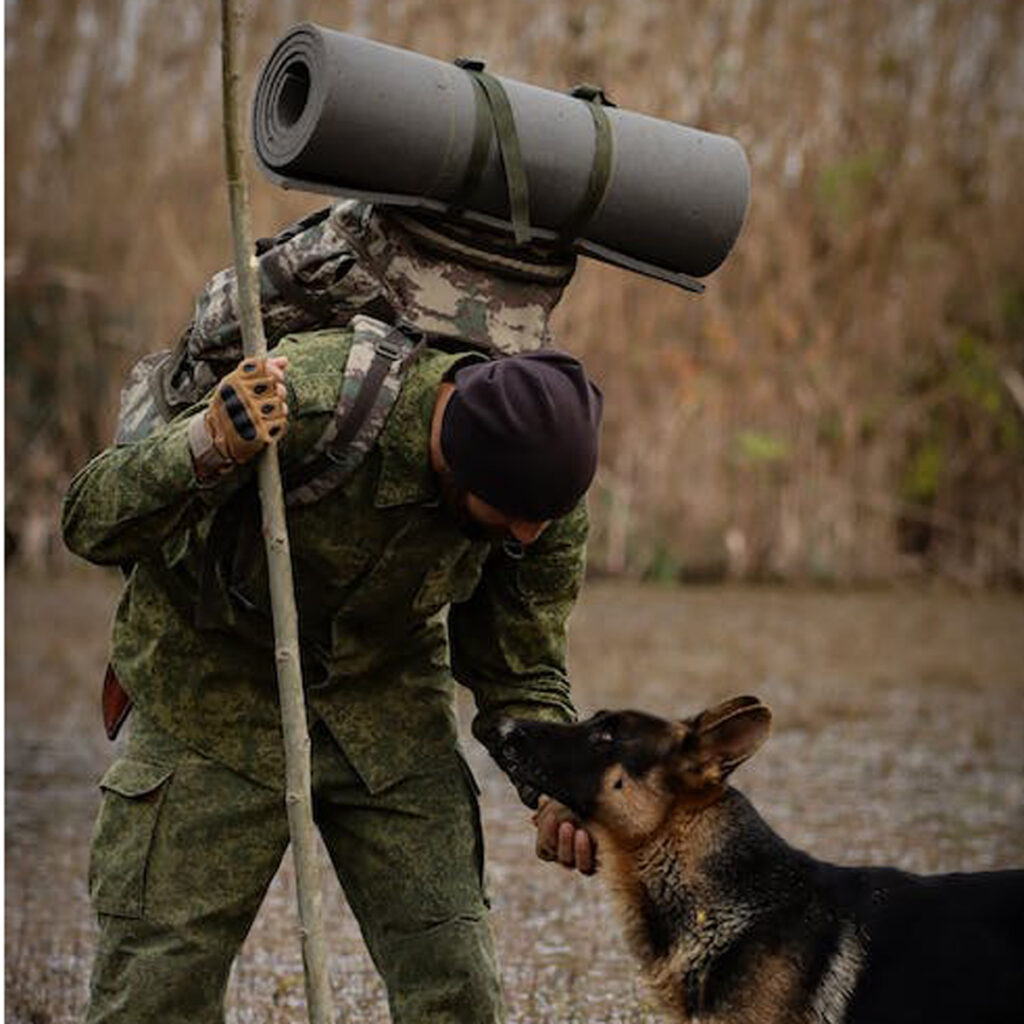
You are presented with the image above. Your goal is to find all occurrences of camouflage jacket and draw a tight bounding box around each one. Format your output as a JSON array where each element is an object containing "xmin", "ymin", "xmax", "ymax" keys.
[{"xmin": 62, "ymin": 330, "xmax": 587, "ymax": 793}]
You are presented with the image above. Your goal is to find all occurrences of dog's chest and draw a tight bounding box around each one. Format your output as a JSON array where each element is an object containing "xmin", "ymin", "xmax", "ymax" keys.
[{"xmin": 609, "ymin": 858, "xmax": 835, "ymax": 1024}]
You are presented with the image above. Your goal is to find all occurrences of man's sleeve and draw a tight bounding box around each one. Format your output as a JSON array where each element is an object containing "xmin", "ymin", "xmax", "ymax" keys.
[
  {"xmin": 60, "ymin": 406, "xmax": 254, "ymax": 566},
  {"xmin": 449, "ymin": 502, "xmax": 589, "ymax": 756},
  {"xmin": 62, "ymin": 334, "xmax": 342, "ymax": 567}
]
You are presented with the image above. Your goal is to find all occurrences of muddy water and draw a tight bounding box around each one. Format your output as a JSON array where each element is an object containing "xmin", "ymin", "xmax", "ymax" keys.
[{"xmin": 6, "ymin": 570, "xmax": 1024, "ymax": 1023}]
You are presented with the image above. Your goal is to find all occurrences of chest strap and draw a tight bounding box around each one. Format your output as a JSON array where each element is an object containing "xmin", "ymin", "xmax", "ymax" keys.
[{"xmin": 283, "ymin": 316, "xmax": 417, "ymax": 507}]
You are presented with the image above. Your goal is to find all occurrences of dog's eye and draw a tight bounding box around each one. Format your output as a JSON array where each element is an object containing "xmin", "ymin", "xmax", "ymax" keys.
[
  {"xmin": 591, "ymin": 730, "xmax": 614, "ymax": 747},
  {"xmin": 613, "ymin": 777, "xmax": 624, "ymax": 790}
]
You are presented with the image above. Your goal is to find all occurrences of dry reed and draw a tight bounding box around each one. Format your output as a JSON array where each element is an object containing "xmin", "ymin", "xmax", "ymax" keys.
[{"xmin": 6, "ymin": 0, "xmax": 1023, "ymax": 583}]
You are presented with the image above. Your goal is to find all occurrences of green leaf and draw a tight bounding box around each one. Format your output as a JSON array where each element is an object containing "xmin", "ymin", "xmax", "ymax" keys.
[
  {"xmin": 902, "ymin": 439, "xmax": 944, "ymax": 503},
  {"xmin": 735, "ymin": 429, "xmax": 791, "ymax": 464}
]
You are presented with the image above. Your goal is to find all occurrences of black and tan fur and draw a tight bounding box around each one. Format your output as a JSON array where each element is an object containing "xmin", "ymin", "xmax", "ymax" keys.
[{"xmin": 500, "ymin": 697, "xmax": 1024, "ymax": 1023}]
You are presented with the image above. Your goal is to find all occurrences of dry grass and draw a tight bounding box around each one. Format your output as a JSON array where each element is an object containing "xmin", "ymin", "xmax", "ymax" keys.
[{"xmin": 6, "ymin": 0, "xmax": 1024, "ymax": 582}]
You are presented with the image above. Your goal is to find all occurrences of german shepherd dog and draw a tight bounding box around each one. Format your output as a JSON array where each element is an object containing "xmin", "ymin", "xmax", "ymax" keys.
[{"xmin": 499, "ymin": 697, "xmax": 1024, "ymax": 1023}]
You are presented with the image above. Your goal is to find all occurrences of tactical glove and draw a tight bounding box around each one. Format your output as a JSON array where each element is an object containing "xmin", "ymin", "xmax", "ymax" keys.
[{"xmin": 204, "ymin": 358, "xmax": 288, "ymax": 465}]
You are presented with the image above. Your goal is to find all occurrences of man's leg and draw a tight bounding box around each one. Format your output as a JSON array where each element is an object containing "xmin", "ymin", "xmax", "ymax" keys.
[
  {"xmin": 85, "ymin": 713, "xmax": 290, "ymax": 1024},
  {"xmin": 311, "ymin": 724, "xmax": 505, "ymax": 1024}
]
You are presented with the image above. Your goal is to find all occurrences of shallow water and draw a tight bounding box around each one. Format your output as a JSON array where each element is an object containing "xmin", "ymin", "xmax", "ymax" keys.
[{"xmin": 6, "ymin": 570, "xmax": 1024, "ymax": 1022}]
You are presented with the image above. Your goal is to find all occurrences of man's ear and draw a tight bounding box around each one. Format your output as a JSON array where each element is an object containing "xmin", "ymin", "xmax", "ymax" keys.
[{"xmin": 679, "ymin": 696, "xmax": 772, "ymax": 782}]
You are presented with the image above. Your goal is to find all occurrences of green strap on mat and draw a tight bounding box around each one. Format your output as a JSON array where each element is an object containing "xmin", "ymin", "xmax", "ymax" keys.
[
  {"xmin": 560, "ymin": 83, "xmax": 616, "ymax": 241},
  {"xmin": 452, "ymin": 62, "xmax": 617, "ymax": 248},
  {"xmin": 455, "ymin": 57, "xmax": 532, "ymax": 245},
  {"xmin": 450, "ymin": 71, "xmax": 493, "ymax": 214}
]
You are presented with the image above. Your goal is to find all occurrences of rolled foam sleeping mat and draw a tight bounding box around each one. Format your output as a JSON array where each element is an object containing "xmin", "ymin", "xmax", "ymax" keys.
[{"xmin": 252, "ymin": 23, "xmax": 750, "ymax": 289}]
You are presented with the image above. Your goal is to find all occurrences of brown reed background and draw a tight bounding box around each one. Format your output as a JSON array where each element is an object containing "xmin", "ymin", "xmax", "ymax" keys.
[{"xmin": 6, "ymin": 0, "xmax": 1023, "ymax": 584}]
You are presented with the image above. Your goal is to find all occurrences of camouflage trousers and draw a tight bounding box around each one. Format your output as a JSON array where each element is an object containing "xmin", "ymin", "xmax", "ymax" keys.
[{"xmin": 84, "ymin": 712, "xmax": 504, "ymax": 1024}]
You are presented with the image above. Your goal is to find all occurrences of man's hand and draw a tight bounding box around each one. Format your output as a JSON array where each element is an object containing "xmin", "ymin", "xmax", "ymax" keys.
[
  {"xmin": 532, "ymin": 795, "xmax": 596, "ymax": 875},
  {"xmin": 192, "ymin": 356, "xmax": 289, "ymax": 480},
  {"xmin": 206, "ymin": 356, "xmax": 290, "ymax": 463}
]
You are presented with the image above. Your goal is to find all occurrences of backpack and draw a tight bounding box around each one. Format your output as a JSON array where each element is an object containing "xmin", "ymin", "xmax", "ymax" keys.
[{"xmin": 113, "ymin": 199, "xmax": 574, "ymax": 505}]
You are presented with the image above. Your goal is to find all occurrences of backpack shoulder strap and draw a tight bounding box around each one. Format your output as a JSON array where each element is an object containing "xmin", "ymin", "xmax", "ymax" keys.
[{"xmin": 284, "ymin": 316, "xmax": 417, "ymax": 507}]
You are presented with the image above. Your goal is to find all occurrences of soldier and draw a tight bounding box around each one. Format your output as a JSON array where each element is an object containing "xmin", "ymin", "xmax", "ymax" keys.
[{"xmin": 62, "ymin": 212, "xmax": 604, "ymax": 1024}]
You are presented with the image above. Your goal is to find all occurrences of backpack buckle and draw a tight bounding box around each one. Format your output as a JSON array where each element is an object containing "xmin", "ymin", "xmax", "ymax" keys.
[
  {"xmin": 374, "ymin": 335, "xmax": 406, "ymax": 361},
  {"xmin": 570, "ymin": 82, "xmax": 617, "ymax": 108}
]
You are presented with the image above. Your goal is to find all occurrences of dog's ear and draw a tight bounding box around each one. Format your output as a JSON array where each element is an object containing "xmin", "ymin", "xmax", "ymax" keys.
[
  {"xmin": 677, "ymin": 697, "xmax": 772, "ymax": 785},
  {"xmin": 696, "ymin": 695, "xmax": 765, "ymax": 730}
]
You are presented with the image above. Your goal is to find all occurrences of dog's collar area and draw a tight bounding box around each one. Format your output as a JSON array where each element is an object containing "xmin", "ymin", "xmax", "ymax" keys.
[
  {"xmin": 684, "ymin": 960, "xmax": 711, "ymax": 1018},
  {"xmin": 682, "ymin": 907, "xmax": 713, "ymax": 1015}
]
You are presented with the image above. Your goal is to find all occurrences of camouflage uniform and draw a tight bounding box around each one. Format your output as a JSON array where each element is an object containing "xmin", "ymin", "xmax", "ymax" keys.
[{"xmin": 64, "ymin": 325, "xmax": 588, "ymax": 1022}]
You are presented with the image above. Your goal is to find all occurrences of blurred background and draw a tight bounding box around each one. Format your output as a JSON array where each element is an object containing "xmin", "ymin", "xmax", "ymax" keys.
[
  {"xmin": 7, "ymin": 0, "xmax": 1024, "ymax": 583},
  {"xmin": 5, "ymin": 3, "xmax": 1024, "ymax": 1022}
]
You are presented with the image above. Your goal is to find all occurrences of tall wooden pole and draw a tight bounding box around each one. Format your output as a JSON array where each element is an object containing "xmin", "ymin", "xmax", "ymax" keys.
[{"xmin": 220, "ymin": 3, "xmax": 333, "ymax": 1021}]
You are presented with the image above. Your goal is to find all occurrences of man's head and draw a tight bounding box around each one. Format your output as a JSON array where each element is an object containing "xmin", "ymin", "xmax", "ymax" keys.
[{"xmin": 431, "ymin": 350, "xmax": 603, "ymax": 544}]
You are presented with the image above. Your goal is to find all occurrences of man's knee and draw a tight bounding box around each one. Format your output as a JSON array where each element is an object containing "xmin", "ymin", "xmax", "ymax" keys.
[
  {"xmin": 86, "ymin": 914, "xmax": 236, "ymax": 1024},
  {"xmin": 379, "ymin": 913, "xmax": 505, "ymax": 1024}
]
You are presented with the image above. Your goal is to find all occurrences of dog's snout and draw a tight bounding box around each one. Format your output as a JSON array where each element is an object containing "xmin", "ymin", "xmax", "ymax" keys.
[
  {"xmin": 494, "ymin": 718, "xmax": 525, "ymax": 761},
  {"xmin": 495, "ymin": 718, "xmax": 514, "ymax": 740},
  {"xmin": 495, "ymin": 717, "xmax": 520, "ymax": 743}
]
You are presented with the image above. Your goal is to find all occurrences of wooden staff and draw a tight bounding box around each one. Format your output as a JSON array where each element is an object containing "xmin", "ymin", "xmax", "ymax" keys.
[{"xmin": 219, "ymin": 2, "xmax": 333, "ymax": 1020}]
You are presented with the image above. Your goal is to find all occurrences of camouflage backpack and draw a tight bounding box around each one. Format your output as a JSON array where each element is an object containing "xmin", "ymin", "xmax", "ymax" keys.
[{"xmin": 114, "ymin": 199, "xmax": 576, "ymax": 506}]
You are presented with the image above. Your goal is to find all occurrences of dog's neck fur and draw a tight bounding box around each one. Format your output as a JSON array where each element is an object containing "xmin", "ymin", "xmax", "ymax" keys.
[{"xmin": 600, "ymin": 786, "xmax": 808, "ymax": 1021}]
